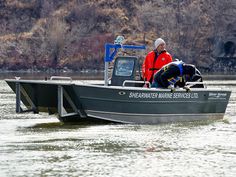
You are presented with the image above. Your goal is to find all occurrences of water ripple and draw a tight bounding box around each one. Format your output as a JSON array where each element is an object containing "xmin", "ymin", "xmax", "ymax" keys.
[{"xmin": 0, "ymin": 80, "xmax": 236, "ymax": 177}]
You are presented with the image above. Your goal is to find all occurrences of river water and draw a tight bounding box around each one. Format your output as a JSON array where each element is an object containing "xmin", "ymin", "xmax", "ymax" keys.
[{"xmin": 0, "ymin": 78, "xmax": 236, "ymax": 177}]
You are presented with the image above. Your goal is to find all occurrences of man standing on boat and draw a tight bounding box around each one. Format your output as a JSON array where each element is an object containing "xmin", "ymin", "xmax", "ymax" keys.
[{"xmin": 142, "ymin": 38, "xmax": 173, "ymax": 84}]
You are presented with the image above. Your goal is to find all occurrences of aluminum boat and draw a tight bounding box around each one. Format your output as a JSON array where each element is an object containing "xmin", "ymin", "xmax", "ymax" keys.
[{"xmin": 5, "ymin": 42, "xmax": 231, "ymax": 124}]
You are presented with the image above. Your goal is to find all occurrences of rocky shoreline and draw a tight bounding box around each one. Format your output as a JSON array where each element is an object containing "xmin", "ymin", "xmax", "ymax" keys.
[{"xmin": 1, "ymin": 0, "xmax": 236, "ymax": 73}]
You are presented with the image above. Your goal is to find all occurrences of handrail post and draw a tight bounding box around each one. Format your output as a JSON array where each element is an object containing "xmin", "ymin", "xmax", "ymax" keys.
[
  {"xmin": 58, "ymin": 85, "xmax": 63, "ymax": 117},
  {"xmin": 16, "ymin": 82, "xmax": 21, "ymax": 113},
  {"xmin": 104, "ymin": 62, "xmax": 109, "ymax": 86}
]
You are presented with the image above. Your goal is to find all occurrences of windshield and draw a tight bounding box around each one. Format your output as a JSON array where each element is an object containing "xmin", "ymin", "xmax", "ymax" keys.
[{"xmin": 114, "ymin": 59, "xmax": 134, "ymax": 76}]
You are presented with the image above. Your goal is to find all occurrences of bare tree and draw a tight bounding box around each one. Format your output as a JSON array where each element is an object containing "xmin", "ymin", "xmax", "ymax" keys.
[
  {"xmin": 136, "ymin": 2, "xmax": 157, "ymax": 43},
  {"xmin": 40, "ymin": 0, "xmax": 54, "ymax": 18},
  {"xmin": 47, "ymin": 17, "xmax": 66, "ymax": 68}
]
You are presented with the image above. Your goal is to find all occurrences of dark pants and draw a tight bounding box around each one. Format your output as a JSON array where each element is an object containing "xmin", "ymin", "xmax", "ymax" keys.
[{"xmin": 151, "ymin": 72, "xmax": 164, "ymax": 88}]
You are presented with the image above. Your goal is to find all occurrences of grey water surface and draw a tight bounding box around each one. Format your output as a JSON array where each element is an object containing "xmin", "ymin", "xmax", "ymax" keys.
[{"xmin": 0, "ymin": 79, "xmax": 236, "ymax": 177}]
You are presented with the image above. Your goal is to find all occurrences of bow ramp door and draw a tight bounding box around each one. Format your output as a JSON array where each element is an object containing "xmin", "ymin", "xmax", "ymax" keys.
[{"xmin": 110, "ymin": 56, "xmax": 142, "ymax": 86}]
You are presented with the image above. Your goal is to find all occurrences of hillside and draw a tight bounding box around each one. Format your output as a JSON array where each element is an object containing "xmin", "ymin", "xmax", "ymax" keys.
[{"xmin": 0, "ymin": 0, "xmax": 236, "ymax": 73}]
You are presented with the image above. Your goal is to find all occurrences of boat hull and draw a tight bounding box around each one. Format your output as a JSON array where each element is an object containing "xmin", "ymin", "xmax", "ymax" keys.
[
  {"xmin": 86, "ymin": 111, "xmax": 224, "ymax": 124},
  {"xmin": 5, "ymin": 79, "xmax": 231, "ymax": 124},
  {"xmin": 73, "ymin": 84, "xmax": 230, "ymax": 123}
]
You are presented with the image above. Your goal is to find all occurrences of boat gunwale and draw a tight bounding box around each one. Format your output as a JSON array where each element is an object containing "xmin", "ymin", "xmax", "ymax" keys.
[{"xmin": 4, "ymin": 79, "xmax": 232, "ymax": 92}]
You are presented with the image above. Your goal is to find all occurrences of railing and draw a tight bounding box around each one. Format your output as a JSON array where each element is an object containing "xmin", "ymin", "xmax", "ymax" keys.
[
  {"xmin": 50, "ymin": 76, "xmax": 72, "ymax": 81},
  {"xmin": 122, "ymin": 80, "xmax": 151, "ymax": 88}
]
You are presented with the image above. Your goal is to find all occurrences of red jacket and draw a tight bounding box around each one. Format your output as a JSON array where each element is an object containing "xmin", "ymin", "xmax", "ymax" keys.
[{"xmin": 142, "ymin": 50, "xmax": 173, "ymax": 82}]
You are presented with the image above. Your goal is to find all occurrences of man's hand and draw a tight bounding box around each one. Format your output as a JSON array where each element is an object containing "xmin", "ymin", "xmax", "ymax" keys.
[
  {"xmin": 183, "ymin": 86, "xmax": 191, "ymax": 92},
  {"xmin": 168, "ymin": 85, "xmax": 175, "ymax": 92}
]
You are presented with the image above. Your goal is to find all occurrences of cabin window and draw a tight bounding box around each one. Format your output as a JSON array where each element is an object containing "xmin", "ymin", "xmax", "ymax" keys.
[{"xmin": 114, "ymin": 59, "xmax": 134, "ymax": 76}]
